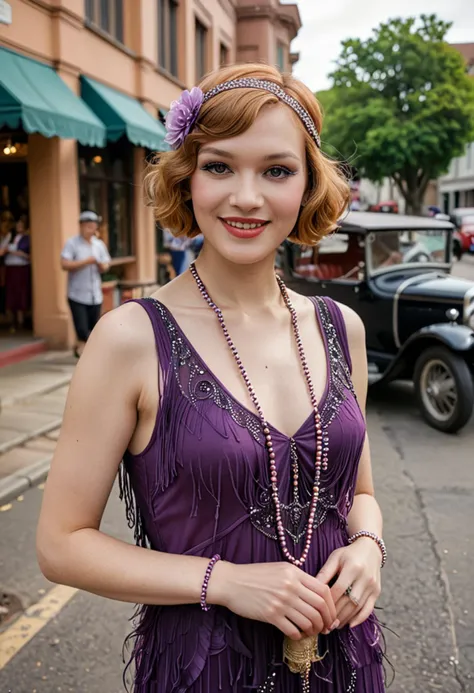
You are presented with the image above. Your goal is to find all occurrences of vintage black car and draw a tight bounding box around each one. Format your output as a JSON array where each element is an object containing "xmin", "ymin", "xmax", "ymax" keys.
[{"xmin": 280, "ymin": 212, "xmax": 474, "ymax": 433}]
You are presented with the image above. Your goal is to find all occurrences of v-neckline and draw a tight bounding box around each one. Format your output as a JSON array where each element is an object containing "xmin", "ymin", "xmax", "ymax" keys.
[{"xmin": 152, "ymin": 297, "xmax": 332, "ymax": 441}]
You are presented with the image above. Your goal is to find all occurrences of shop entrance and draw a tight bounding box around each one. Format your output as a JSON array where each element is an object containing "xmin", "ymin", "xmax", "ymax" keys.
[{"xmin": 0, "ymin": 132, "xmax": 33, "ymax": 348}]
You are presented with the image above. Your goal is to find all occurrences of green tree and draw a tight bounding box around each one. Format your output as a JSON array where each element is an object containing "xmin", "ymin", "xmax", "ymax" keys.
[{"xmin": 318, "ymin": 15, "xmax": 474, "ymax": 214}]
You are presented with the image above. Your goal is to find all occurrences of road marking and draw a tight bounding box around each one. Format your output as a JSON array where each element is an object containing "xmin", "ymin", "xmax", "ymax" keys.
[{"xmin": 0, "ymin": 584, "xmax": 77, "ymax": 669}]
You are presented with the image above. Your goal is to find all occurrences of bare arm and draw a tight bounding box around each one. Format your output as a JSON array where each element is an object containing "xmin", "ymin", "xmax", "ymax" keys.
[
  {"xmin": 37, "ymin": 302, "xmax": 337, "ymax": 638},
  {"xmin": 317, "ymin": 304, "xmax": 383, "ymax": 628},
  {"xmin": 37, "ymin": 303, "xmax": 213, "ymax": 605},
  {"xmin": 61, "ymin": 256, "xmax": 96, "ymax": 272},
  {"xmin": 9, "ymin": 249, "xmax": 30, "ymax": 260},
  {"xmin": 340, "ymin": 304, "xmax": 383, "ymax": 540}
]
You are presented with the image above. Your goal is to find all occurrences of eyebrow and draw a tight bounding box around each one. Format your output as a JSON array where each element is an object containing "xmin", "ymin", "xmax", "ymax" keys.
[{"xmin": 199, "ymin": 146, "xmax": 300, "ymax": 162}]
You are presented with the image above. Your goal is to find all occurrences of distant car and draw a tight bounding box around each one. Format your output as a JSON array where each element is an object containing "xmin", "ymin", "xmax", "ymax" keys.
[
  {"xmin": 457, "ymin": 214, "xmax": 474, "ymax": 257},
  {"xmin": 280, "ymin": 212, "xmax": 474, "ymax": 433},
  {"xmin": 451, "ymin": 207, "xmax": 474, "ymax": 229}
]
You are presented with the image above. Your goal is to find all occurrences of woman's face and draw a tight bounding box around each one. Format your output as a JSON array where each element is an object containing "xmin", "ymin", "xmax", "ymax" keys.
[
  {"xmin": 190, "ymin": 105, "xmax": 308, "ymax": 265},
  {"xmin": 16, "ymin": 220, "xmax": 25, "ymax": 234}
]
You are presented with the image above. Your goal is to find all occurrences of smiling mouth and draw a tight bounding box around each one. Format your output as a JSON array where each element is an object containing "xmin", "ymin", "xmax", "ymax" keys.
[
  {"xmin": 220, "ymin": 218, "xmax": 270, "ymax": 230},
  {"xmin": 219, "ymin": 217, "xmax": 270, "ymax": 239}
]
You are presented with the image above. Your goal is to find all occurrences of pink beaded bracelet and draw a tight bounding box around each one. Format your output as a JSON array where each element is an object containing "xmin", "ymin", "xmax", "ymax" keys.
[
  {"xmin": 348, "ymin": 531, "xmax": 387, "ymax": 568},
  {"xmin": 200, "ymin": 554, "xmax": 221, "ymax": 611}
]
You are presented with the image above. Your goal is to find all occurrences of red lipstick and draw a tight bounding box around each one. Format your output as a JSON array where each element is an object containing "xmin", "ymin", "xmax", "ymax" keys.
[{"xmin": 219, "ymin": 217, "xmax": 270, "ymax": 239}]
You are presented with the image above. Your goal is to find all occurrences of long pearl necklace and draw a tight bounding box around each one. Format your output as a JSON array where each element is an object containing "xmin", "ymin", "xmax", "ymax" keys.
[{"xmin": 189, "ymin": 262, "xmax": 324, "ymax": 568}]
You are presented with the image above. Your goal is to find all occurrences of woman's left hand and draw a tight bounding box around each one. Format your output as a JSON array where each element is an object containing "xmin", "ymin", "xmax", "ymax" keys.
[{"xmin": 316, "ymin": 538, "xmax": 382, "ymax": 629}]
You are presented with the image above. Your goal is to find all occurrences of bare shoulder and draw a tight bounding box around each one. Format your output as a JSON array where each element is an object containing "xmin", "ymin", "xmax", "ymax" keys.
[
  {"xmin": 87, "ymin": 301, "xmax": 154, "ymax": 357},
  {"xmin": 335, "ymin": 301, "xmax": 365, "ymax": 343},
  {"xmin": 71, "ymin": 301, "xmax": 156, "ymax": 400}
]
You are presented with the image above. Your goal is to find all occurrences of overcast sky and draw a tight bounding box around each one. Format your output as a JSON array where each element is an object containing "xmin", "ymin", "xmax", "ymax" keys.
[{"xmin": 283, "ymin": 0, "xmax": 474, "ymax": 93}]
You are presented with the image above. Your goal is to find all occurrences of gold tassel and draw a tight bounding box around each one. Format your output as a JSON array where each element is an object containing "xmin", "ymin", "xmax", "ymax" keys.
[{"xmin": 283, "ymin": 634, "xmax": 326, "ymax": 691}]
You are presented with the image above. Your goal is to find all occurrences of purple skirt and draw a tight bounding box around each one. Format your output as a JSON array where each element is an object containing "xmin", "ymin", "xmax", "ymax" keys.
[{"xmin": 5, "ymin": 264, "xmax": 31, "ymax": 313}]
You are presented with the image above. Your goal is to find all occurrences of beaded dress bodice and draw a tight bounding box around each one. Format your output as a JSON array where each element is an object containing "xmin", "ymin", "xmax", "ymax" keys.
[{"xmin": 119, "ymin": 296, "xmax": 385, "ymax": 693}]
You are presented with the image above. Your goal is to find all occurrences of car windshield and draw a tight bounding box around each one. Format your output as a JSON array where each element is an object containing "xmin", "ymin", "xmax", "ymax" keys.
[
  {"xmin": 289, "ymin": 233, "xmax": 365, "ymax": 281},
  {"xmin": 368, "ymin": 229, "xmax": 450, "ymax": 271}
]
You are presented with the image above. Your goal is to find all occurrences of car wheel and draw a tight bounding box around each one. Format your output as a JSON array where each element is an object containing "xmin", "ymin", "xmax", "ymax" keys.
[{"xmin": 414, "ymin": 347, "xmax": 474, "ymax": 433}]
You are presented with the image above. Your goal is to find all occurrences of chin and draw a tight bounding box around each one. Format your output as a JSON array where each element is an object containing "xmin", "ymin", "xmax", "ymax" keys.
[{"xmin": 213, "ymin": 239, "xmax": 280, "ymax": 266}]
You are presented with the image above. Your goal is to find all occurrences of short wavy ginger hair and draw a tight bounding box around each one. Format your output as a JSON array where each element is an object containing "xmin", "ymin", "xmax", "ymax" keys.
[{"xmin": 147, "ymin": 63, "xmax": 350, "ymax": 246}]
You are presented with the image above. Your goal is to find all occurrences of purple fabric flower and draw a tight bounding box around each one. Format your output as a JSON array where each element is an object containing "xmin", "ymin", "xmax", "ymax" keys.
[{"xmin": 165, "ymin": 87, "xmax": 204, "ymax": 149}]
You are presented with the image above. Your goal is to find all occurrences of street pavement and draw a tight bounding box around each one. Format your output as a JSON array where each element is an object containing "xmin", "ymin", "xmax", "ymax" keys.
[
  {"xmin": 1, "ymin": 256, "xmax": 474, "ymax": 693},
  {"xmin": 452, "ymin": 254, "xmax": 474, "ymax": 281}
]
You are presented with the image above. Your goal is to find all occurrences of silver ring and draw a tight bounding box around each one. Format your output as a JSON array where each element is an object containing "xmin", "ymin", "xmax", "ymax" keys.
[
  {"xmin": 344, "ymin": 585, "xmax": 353, "ymax": 597},
  {"xmin": 349, "ymin": 595, "xmax": 360, "ymax": 607}
]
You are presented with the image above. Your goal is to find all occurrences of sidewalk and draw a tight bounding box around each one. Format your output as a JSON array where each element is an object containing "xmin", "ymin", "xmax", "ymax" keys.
[{"xmin": 0, "ymin": 351, "xmax": 76, "ymax": 504}]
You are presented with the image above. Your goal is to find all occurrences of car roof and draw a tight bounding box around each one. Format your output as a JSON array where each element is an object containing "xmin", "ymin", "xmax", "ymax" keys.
[
  {"xmin": 338, "ymin": 211, "xmax": 454, "ymax": 232},
  {"xmin": 452, "ymin": 207, "xmax": 474, "ymax": 215}
]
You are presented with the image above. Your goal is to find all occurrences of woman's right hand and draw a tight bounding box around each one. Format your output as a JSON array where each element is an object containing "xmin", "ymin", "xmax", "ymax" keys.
[{"xmin": 207, "ymin": 561, "xmax": 338, "ymax": 641}]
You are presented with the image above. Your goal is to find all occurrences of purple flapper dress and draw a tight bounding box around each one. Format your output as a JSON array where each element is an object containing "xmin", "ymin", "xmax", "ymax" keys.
[{"xmin": 119, "ymin": 296, "xmax": 386, "ymax": 692}]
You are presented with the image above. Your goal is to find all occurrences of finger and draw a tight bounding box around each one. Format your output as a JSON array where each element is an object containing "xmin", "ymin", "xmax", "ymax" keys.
[
  {"xmin": 315, "ymin": 553, "xmax": 341, "ymax": 587},
  {"xmin": 335, "ymin": 578, "xmax": 365, "ymax": 623},
  {"xmin": 337, "ymin": 597, "xmax": 359, "ymax": 628},
  {"xmin": 276, "ymin": 616, "xmax": 303, "ymax": 641},
  {"xmin": 299, "ymin": 584, "xmax": 336, "ymax": 631},
  {"xmin": 293, "ymin": 597, "xmax": 324, "ymax": 635},
  {"xmin": 285, "ymin": 607, "xmax": 315, "ymax": 636},
  {"xmin": 331, "ymin": 567, "xmax": 360, "ymax": 606},
  {"xmin": 301, "ymin": 574, "xmax": 337, "ymax": 624},
  {"xmin": 350, "ymin": 596, "xmax": 377, "ymax": 629}
]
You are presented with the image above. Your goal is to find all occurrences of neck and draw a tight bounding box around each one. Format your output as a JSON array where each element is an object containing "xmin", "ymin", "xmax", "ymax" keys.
[{"xmin": 192, "ymin": 243, "xmax": 281, "ymax": 313}]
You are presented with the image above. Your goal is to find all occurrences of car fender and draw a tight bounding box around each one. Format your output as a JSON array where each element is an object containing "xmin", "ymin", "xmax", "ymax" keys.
[{"xmin": 376, "ymin": 323, "xmax": 474, "ymax": 383}]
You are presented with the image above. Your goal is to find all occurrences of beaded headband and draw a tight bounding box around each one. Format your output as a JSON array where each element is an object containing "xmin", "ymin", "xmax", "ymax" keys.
[{"xmin": 164, "ymin": 78, "xmax": 321, "ymax": 150}]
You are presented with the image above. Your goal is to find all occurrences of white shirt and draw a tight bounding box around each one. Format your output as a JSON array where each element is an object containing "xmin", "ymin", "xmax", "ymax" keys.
[
  {"xmin": 4, "ymin": 233, "xmax": 30, "ymax": 267},
  {"xmin": 61, "ymin": 235, "xmax": 111, "ymax": 305}
]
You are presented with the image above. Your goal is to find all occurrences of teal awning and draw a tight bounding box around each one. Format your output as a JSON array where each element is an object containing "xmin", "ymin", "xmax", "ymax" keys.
[
  {"xmin": 81, "ymin": 77, "xmax": 168, "ymax": 151},
  {"xmin": 0, "ymin": 47, "xmax": 106, "ymax": 146}
]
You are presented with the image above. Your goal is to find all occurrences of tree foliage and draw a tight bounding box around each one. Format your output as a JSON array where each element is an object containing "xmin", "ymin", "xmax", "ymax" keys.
[{"xmin": 318, "ymin": 15, "xmax": 474, "ymax": 213}]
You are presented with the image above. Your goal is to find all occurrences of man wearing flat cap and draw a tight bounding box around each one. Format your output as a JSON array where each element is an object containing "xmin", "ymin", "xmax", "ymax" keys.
[{"xmin": 61, "ymin": 211, "xmax": 111, "ymax": 357}]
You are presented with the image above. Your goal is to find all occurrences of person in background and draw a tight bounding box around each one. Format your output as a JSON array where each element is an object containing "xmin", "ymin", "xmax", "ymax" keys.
[
  {"xmin": 0, "ymin": 216, "xmax": 14, "ymax": 317},
  {"xmin": 2, "ymin": 216, "xmax": 31, "ymax": 333},
  {"xmin": 162, "ymin": 227, "xmax": 193, "ymax": 275},
  {"xmin": 61, "ymin": 211, "xmax": 111, "ymax": 358}
]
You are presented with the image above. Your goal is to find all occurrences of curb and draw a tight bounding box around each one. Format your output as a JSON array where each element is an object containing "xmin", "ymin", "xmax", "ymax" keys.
[
  {"xmin": 0, "ymin": 375, "xmax": 72, "ymax": 410},
  {"xmin": 0, "ymin": 418, "xmax": 63, "ymax": 456},
  {"xmin": 0, "ymin": 340, "xmax": 46, "ymax": 369},
  {"xmin": 0, "ymin": 456, "xmax": 52, "ymax": 506}
]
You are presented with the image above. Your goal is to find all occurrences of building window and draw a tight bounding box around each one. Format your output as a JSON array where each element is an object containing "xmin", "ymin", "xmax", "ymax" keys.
[
  {"xmin": 85, "ymin": 0, "xmax": 124, "ymax": 43},
  {"xmin": 195, "ymin": 19, "xmax": 208, "ymax": 81},
  {"xmin": 276, "ymin": 42, "xmax": 285, "ymax": 72},
  {"xmin": 220, "ymin": 43, "xmax": 229, "ymax": 67},
  {"xmin": 158, "ymin": 0, "xmax": 179, "ymax": 77},
  {"xmin": 79, "ymin": 141, "xmax": 133, "ymax": 258}
]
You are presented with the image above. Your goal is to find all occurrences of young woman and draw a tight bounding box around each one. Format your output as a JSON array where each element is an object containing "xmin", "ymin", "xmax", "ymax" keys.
[
  {"xmin": 37, "ymin": 63, "xmax": 386, "ymax": 692},
  {"xmin": 3, "ymin": 216, "xmax": 31, "ymax": 332}
]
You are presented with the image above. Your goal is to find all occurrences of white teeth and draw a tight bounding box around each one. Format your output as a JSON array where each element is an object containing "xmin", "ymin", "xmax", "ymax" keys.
[{"xmin": 225, "ymin": 220, "xmax": 265, "ymax": 229}]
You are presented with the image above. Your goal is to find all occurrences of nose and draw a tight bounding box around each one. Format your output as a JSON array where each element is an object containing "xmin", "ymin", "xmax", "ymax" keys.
[{"xmin": 229, "ymin": 173, "xmax": 264, "ymax": 212}]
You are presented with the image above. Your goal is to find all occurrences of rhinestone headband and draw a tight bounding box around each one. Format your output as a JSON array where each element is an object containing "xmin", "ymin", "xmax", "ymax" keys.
[{"xmin": 164, "ymin": 78, "xmax": 321, "ymax": 150}]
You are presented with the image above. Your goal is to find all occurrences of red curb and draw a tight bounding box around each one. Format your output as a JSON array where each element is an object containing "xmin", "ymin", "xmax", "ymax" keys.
[{"xmin": 0, "ymin": 341, "xmax": 47, "ymax": 368}]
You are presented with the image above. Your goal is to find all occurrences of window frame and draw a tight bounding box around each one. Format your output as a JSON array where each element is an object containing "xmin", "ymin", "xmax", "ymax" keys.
[
  {"xmin": 195, "ymin": 19, "xmax": 208, "ymax": 82},
  {"xmin": 157, "ymin": 0, "xmax": 179, "ymax": 78},
  {"xmin": 85, "ymin": 0, "xmax": 124, "ymax": 44},
  {"xmin": 220, "ymin": 42, "xmax": 229, "ymax": 67},
  {"xmin": 78, "ymin": 141, "xmax": 134, "ymax": 260},
  {"xmin": 276, "ymin": 42, "xmax": 285, "ymax": 72}
]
